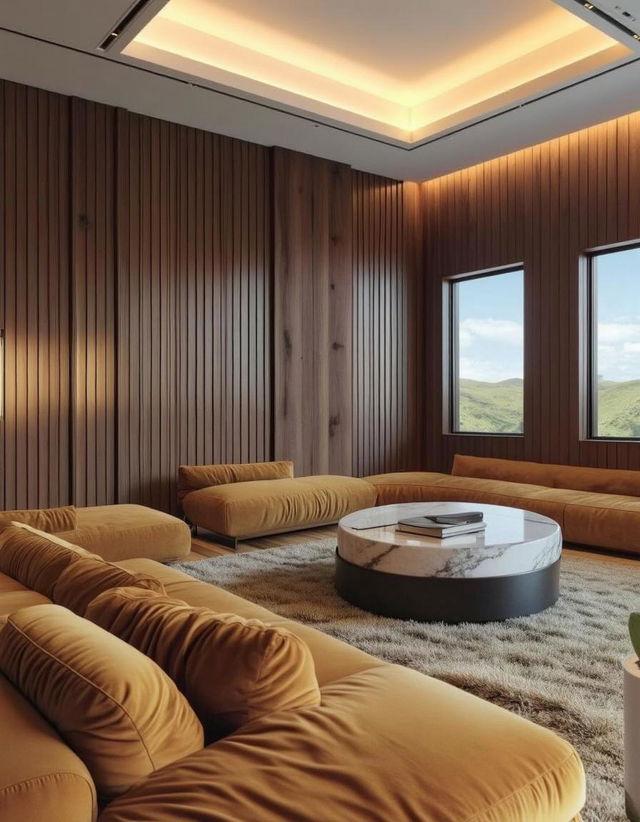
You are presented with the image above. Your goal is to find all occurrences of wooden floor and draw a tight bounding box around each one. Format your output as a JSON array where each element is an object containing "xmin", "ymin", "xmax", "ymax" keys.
[
  {"xmin": 186, "ymin": 525, "xmax": 640, "ymax": 568},
  {"xmin": 187, "ymin": 525, "xmax": 339, "ymax": 561}
]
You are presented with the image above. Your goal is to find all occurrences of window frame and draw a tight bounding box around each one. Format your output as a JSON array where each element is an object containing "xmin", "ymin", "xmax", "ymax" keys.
[
  {"xmin": 445, "ymin": 265, "xmax": 525, "ymax": 437},
  {"xmin": 586, "ymin": 242, "xmax": 640, "ymax": 441}
]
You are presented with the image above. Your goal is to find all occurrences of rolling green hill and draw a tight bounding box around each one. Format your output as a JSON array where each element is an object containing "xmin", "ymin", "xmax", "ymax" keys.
[
  {"xmin": 458, "ymin": 378, "xmax": 640, "ymax": 437},
  {"xmin": 596, "ymin": 380, "xmax": 640, "ymax": 438},
  {"xmin": 458, "ymin": 379, "xmax": 523, "ymax": 433}
]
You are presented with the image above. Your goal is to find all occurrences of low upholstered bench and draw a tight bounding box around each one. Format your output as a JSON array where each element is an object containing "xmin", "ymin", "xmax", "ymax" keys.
[
  {"xmin": 365, "ymin": 454, "xmax": 640, "ymax": 556},
  {"xmin": 0, "ymin": 504, "xmax": 191, "ymax": 562},
  {"xmin": 179, "ymin": 461, "xmax": 377, "ymax": 548}
]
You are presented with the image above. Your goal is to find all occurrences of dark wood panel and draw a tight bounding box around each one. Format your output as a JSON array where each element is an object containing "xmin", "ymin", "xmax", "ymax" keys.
[
  {"xmin": 273, "ymin": 148, "xmax": 353, "ymax": 477},
  {"xmin": 116, "ymin": 111, "xmax": 272, "ymax": 512},
  {"xmin": 0, "ymin": 76, "xmax": 428, "ymax": 514},
  {"xmin": 70, "ymin": 98, "xmax": 117, "ymax": 506},
  {"xmin": 0, "ymin": 82, "xmax": 71, "ymax": 509},
  {"xmin": 423, "ymin": 114, "xmax": 640, "ymax": 473},
  {"xmin": 351, "ymin": 172, "xmax": 423, "ymax": 477}
]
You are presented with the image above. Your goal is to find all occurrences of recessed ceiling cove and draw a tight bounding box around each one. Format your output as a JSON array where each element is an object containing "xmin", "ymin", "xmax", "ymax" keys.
[{"xmin": 121, "ymin": 0, "xmax": 631, "ymax": 144}]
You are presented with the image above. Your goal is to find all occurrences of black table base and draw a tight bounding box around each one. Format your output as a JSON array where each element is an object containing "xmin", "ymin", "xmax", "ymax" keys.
[{"xmin": 335, "ymin": 550, "xmax": 560, "ymax": 623}]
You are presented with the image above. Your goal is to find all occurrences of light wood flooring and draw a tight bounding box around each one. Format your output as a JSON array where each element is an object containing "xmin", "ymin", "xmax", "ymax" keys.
[{"xmin": 186, "ymin": 525, "xmax": 640, "ymax": 569}]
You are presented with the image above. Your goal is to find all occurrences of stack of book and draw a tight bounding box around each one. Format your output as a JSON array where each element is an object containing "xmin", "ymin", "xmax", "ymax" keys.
[{"xmin": 396, "ymin": 511, "xmax": 485, "ymax": 538}]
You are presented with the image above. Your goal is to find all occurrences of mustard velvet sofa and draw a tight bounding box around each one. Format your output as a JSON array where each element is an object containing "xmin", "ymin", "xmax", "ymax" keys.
[
  {"xmin": 0, "ymin": 528, "xmax": 585, "ymax": 822},
  {"xmin": 366, "ymin": 454, "xmax": 640, "ymax": 555},
  {"xmin": 0, "ymin": 504, "xmax": 191, "ymax": 562},
  {"xmin": 179, "ymin": 460, "xmax": 377, "ymax": 547}
]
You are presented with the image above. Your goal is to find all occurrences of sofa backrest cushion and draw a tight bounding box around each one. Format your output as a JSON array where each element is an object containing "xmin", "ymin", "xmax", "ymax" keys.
[
  {"xmin": 0, "ymin": 672, "xmax": 97, "ymax": 822},
  {"xmin": 0, "ymin": 604, "xmax": 203, "ymax": 802},
  {"xmin": 86, "ymin": 586, "xmax": 321, "ymax": 741},
  {"xmin": 0, "ymin": 505, "xmax": 76, "ymax": 535},
  {"xmin": 178, "ymin": 460, "xmax": 294, "ymax": 502},
  {"xmin": 452, "ymin": 454, "xmax": 640, "ymax": 497},
  {"xmin": 53, "ymin": 556, "xmax": 165, "ymax": 616},
  {"xmin": 0, "ymin": 524, "xmax": 94, "ymax": 599}
]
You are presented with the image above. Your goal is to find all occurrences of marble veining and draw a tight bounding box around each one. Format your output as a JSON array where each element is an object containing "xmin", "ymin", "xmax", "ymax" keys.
[{"xmin": 338, "ymin": 502, "xmax": 561, "ymax": 579}]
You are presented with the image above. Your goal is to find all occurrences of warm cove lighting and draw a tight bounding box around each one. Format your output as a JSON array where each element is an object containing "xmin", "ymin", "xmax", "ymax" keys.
[{"xmin": 124, "ymin": 0, "xmax": 626, "ymax": 141}]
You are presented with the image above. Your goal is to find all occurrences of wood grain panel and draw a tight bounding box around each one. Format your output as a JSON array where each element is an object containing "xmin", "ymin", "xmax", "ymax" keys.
[
  {"xmin": 423, "ymin": 112, "xmax": 640, "ymax": 473},
  {"xmin": 273, "ymin": 148, "xmax": 353, "ymax": 477},
  {"xmin": 116, "ymin": 111, "xmax": 272, "ymax": 512},
  {"xmin": 0, "ymin": 81, "xmax": 71, "ymax": 509},
  {"xmin": 70, "ymin": 98, "xmax": 117, "ymax": 506},
  {"xmin": 352, "ymin": 172, "xmax": 423, "ymax": 477}
]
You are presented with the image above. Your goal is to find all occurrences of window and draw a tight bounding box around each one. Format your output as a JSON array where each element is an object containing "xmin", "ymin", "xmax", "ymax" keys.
[
  {"xmin": 588, "ymin": 245, "xmax": 640, "ymax": 439},
  {"xmin": 449, "ymin": 268, "xmax": 524, "ymax": 434}
]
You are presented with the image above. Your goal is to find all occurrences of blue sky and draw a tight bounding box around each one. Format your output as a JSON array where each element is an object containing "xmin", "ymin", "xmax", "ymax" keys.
[
  {"xmin": 457, "ymin": 252, "xmax": 640, "ymax": 383},
  {"xmin": 458, "ymin": 269, "xmax": 524, "ymax": 382},
  {"xmin": 594, "ymin": 248, "xmax": 640, "ymax": 382}
]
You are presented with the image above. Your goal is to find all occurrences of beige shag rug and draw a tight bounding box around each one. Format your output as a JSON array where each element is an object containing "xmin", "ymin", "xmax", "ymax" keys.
[{"xmin": 173, "ymin": 540, "xmax": 640, "ymax": 822}]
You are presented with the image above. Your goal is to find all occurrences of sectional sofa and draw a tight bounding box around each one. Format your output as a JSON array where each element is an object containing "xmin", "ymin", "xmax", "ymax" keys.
[
  {"xmin": 180, "ymin": 454, "xmax": 640, "ymax": 554},
  {"xmin": 0, "ymin": 503, "xmax": 191, "ymax": 562},
  {"xmin": 0, "ymin": 522, "xmax": 585, "ymax": 821}
]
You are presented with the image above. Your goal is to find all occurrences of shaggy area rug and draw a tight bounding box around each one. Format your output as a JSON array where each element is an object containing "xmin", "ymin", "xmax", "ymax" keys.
[{"xmin": 173, "ymin": 540, "xmax": 640, "ymax": 822}]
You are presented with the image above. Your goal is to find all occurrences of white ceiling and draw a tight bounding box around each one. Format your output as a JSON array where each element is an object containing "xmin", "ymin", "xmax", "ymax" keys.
[
  {"xmin": 159, "ymin": 0, "xmax": 585, "ymax": 85},
  {"xmin": 1, "ymin": 0, "xmax": 640, "ymax": 180}
]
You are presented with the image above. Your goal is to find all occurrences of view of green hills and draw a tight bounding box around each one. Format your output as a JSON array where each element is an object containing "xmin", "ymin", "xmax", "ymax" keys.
[
  {"xmin": 458, "ymin": 379, "xmax": 524, "ymax": 434},
  {"xmin": 458, "ymin": 378, "xmax": 640, "ymax": 437}
]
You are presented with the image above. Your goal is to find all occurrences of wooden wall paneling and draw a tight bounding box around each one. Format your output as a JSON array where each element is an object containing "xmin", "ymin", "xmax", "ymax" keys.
[
  {"xmin": 70, "ymin": 98, "xmax": 116, "ymax": 506},
  {"xmin": 116, "ymin": 110, "xmax": 180, "ymax": 512},
  {"xmin": 351, "ymin": 171, "xmax": 422, "ymax": 477},
  {"xmin": 0, "ymin": 82, "xmax": 71, "ymax": 509},
  {"xmin": 116, "ymin": 112, "xmax": 272, "ymax": 512},
  {"xmin": 423, "ymin": 111, "xmax": 640, "ymax": 473},
  {"xmin": 273, "ymin": 148, "xmax": 352, "ymax": 477},
  {"xmin": 2, "ymin": 76, "xmax": 420, "ymax": 514}
]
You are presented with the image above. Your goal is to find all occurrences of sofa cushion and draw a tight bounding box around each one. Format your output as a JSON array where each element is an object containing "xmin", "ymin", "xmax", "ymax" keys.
[
  {"xmin": 53, "ymin": 555, "xmax": 165, "ymax": 616},
  {"xmin": 116, "ymin": 558, "xmax": 381, "ymax": 687},
  {"xmin": 0, "ymin": 505, "xmax": 76, "ymax": 534},
  {"xmin": 0, "ymin": 524, "xmax": 94, "ymax": 599},
  {"xmin": 0, "ymin": 604, "xmax": 203, "ymax": 801},
  {"xmin": 59, "ymin": 504, "xmax": 191, "ymax": 563},
  {"xmin": 452, "ymin": 454, "xmax": 640, "ymax": 497},
  {"xmin": 365, "ymin": 471, "xmax": 575, "ymax": 522},
  {"xmin": 86, "ymin": 586, "xmax": 321, "ymax": 740},
  {"xmin": 0, "ymin": 591, "xmax": 52, "ymax": 624},
  {"xmin": 97, "ymin": 665, "xmax": 585, "ymax": 822},
  {"xmin": 182, "ymin": 475, "xmax": 377, "ymax": 538},
  {"xmin": 364, "ymin": 471, "xmax": 454, "ymax": 504},
  {"xmin": 561, "ymin": 491, "xmax": 640, "ymax": 553},
  {"xmin": 178, "ymin": 460, "xmax": 294, "ymax": 502},
  {"xmin": 0, "ymin": 673, "xmax": 97, "ymax": 822}
]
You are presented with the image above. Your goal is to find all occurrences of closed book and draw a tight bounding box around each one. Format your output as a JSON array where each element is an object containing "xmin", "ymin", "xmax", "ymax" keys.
[{"xmin": 396, "ymin": 520, "xmax": 486, "ymax": 538}]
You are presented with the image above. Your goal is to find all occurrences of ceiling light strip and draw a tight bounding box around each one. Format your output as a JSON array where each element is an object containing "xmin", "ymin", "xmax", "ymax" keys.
[
  {"xmin": 574, "ymin": 0, "xmax": 640, "ymax": 41},
  {"xmin": 98, "ymin": 0, "xmax": 157, "ymax": 51}
]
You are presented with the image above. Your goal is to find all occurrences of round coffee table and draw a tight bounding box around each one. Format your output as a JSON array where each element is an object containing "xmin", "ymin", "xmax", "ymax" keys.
[{"xmin": 335, "ymin": 502, "xmax": 561, "ymax": 623}]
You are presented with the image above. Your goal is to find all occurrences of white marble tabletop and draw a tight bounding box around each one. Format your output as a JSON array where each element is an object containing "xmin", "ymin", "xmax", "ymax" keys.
[{"xmin": 337, "ymin": 502, "xmax": 562, "ymax": 579}]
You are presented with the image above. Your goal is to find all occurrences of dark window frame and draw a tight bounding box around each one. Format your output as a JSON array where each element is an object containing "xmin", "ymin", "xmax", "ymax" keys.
[
  {"xmin": 447, "ymin": 266, "xmax": 525, "ymax": 437},
  {"xmin": 587, "ymin": 242, "xmax": 640, "ymax": 441}
]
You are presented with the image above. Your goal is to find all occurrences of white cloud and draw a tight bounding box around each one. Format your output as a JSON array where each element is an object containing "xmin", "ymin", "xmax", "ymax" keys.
[
  {"xmin": 459, "ymin": 356, "xmax": 521, "ymax": 382},
  {"xmin": 596, "ymin": 322, "xmax": 640, "ymax": 381},
  {"xmin": 598, "ymin": 322, "xmax": 640, "ymax": 345},
  {"xmin": 458, "ymin": 317, "xmax": 523, "ymax": 381},
  {"xmin": 459, "ymin": 318, "xmax": 523, "ymax": 349}
]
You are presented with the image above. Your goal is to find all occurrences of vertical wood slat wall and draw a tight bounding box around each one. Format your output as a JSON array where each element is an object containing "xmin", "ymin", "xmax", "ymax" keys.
[
  {"xmin": 71, "ymin": 99, "xmax": 116, "ymax": 507},
  {"xmin": 116, "ymin": 111, "xmax": 271, "ymax": 511},
  {"xmin": 0, "ymin": 80, "xmax": 273, "ymax": 513},
  {"xmin": 352, "ymin": 172, "xmax": 424, "ymax": 476},
  {"xmin": 1, "ymin": 78, "xmax": 419, "ymax": 513},
  {"xmin": 0, "ymin": 82, "xmax": 71, "ymax": 510},
  {"xmin": 422, "ymin": 111, "xmax": 640, "ymax": 473}
]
